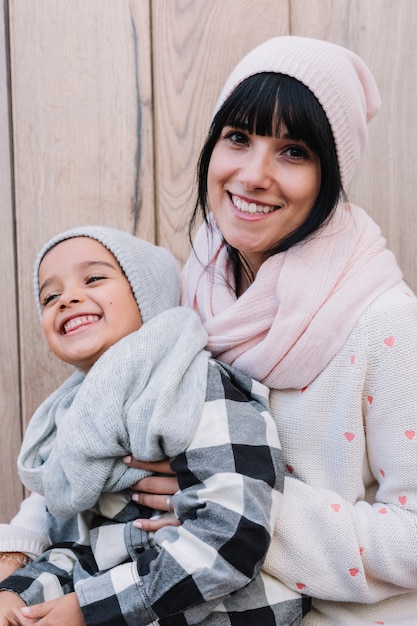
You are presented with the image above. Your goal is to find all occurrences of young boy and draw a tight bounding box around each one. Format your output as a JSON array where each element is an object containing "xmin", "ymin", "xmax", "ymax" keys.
[{"xmin": 0, "ymin": 226, "xmax": 306, "ymax": 625}]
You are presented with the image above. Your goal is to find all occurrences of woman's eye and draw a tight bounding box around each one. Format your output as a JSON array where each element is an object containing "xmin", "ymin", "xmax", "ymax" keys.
[
  {"xmin": 224, "ymin": 130, "xmax": 249, "ymax": 146},
  {"xmin": 284, "ymin": 145, "xmax": 309, "ymax": 159}
]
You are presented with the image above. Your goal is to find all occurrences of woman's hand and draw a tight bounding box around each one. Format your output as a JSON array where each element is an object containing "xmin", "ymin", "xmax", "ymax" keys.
[
  {"xmin": 20, "ymin": 593, "xmax": 85, "ymax": 625},
  {"xmin": 123, "ymin": 457, "xmax": 181, "ymax": 531}
]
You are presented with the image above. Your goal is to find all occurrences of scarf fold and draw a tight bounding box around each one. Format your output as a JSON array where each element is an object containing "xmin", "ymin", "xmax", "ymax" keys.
[
  {"xmin": 181, "ymin": 203, "xmax": 402, "ymax": 389},
  {"xmin": 18, "ymin": 307, "xmax": 210, "ymax": 518}
]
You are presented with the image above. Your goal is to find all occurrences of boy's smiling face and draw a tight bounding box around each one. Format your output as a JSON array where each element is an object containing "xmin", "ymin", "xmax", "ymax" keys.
[{"xmin": 38, "ymin": 237, "xmax": 142, "ymax": 374}]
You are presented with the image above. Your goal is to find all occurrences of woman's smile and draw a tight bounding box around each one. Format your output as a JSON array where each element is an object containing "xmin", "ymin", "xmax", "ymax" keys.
[{"xmin": 230, "ymin": 193, "xmax": 280, "ymax": 216}]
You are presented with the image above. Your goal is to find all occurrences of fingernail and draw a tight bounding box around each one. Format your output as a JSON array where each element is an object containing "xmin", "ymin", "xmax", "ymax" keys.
[
  {"xmin": 133, "ymin": 520, "xmax": 142, "ymax": 529},
  {"xmin": 123, "ymin": 455, "xmax": 132, "ymax": 464},
  {"xmin": 131, "ymin": 493, "xmax": 139, "ymax": 502}
]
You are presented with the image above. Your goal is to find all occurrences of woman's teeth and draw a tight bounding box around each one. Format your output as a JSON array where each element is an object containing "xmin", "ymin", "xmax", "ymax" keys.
[{"xmin": 231, "ymin": 194, "xmax": 279, "ymax": 214}]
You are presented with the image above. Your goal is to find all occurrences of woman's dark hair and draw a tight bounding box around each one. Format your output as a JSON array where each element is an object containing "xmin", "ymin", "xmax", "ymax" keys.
[{"xmin": 189, "ymin": 72, "xmax": 345, "ymax": 288}]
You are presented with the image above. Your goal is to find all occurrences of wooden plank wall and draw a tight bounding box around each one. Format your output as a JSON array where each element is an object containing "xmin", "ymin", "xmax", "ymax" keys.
[
  {"xmin": 1, "ymin": 0, "xmax": 415, "ymax": 521},
  {"xmin": 0, "ymin": 0, "xmax": 22, "ymax": 520}
]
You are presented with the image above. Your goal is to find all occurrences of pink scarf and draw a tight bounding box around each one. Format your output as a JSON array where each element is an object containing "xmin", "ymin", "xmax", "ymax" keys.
[{"xmin": 181, "ymin": 204, "xmax": 402, "ymax": 389}]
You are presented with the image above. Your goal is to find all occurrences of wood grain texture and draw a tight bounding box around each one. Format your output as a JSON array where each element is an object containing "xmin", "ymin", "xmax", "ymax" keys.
[
  {"xmin": 291, "ymin": 0, "xmax": 417, "ymax": 289},
  {"xmin": 9, "ymin": 0, "xmax": 154, "ymax": 430},
  {"xmin": 152, "ymin": 0, "xmax": 290, "ymax": 263},
  {"xmin": 0, "ymin": 2, "xmax": 25, "ymax": 520}
]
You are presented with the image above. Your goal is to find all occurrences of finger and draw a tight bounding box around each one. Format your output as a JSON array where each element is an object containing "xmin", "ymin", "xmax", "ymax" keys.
[
  {"xmin": 130, "ymin": 475, "xmax": 179, "ymax": 495},
  {"xmin": 123, "ymin": 457, "xmax": 174, "ymax": 474},
  {"xmin": 21, "ymin": 600, "xmax": 54, "ymax": 619},
  {"xmin": 131, "ymin": 492, "xmax": 173, "ymax": 511},
  {"xmin": 133, "ymin": 517, "xmax": 181, "ymax": 532},
  {"xmin": 15, "ymin": 615, "xmax": 38, "ymax": 626},
  {"xmin": 8, "ymin": 608, "xmax": 29, "ymax": 626}
]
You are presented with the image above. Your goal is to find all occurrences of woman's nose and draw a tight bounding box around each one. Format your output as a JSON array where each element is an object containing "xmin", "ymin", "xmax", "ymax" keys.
[{"xmin": 238, "ymin": 149, "xmax": 274, "ymax": 190}]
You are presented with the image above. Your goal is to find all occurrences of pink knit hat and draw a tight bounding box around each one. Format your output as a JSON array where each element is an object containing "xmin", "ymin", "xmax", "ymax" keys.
[{"xmin": 214, "ymin": 36, "xmax": 381, "ymax": 186}]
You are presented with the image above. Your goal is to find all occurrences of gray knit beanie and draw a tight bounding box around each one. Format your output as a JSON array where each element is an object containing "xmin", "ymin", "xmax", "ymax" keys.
[
  {"xmin": 34, "ymin": 226, "xmax": 180, "ymax": 322},
  {"xmin": 214, "ymin": 36, "xmax": 381, "ymax": 186}
]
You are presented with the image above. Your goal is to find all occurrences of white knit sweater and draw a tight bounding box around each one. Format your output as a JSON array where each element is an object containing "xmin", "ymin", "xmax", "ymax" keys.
[
  {"xmin": 4, "ymin": 282, "xmax": 417, "ymax": 624},
  {"xmin": 264, "ymin": 281, "xmax": 417, "ymax": 624}
]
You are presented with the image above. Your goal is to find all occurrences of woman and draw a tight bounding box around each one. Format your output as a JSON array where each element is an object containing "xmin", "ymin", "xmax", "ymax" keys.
[
  {"xmin": 138, "ymin": 36, "xmax": 417, "ymax": 624},
  {"xmin": 2, "ymin": 36, "xmax": 417, "ymax": 624}
]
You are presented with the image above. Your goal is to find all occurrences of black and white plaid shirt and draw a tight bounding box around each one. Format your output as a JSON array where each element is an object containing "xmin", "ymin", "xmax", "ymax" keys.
[{"xmin": 3, "ymin": 360, "xmax": 307, "ymax": 624}]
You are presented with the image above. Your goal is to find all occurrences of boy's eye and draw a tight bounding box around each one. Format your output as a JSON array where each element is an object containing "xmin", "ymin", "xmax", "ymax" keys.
[
  {"xmin": 86, "ymin": 275, "xmax": 106, "ymax": 284},
  {"xmin": 42, "ymin": 293, "xmax": 59, "ymax": 307}
]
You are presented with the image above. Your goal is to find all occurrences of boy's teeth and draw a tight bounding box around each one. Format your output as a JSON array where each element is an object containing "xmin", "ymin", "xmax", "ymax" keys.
[
  {"xmin": 232, "ymin": 194, "xmax": 277, "ymax": 214},
  {"xmin": 64, "ymin": 315, "xmax": 99, "ymax": 333}
]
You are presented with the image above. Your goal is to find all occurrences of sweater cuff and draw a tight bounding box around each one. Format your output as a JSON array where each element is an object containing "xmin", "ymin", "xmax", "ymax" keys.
[{"xmin": 0, "ymin": 525, "xmax": 50, "ymax": 561}]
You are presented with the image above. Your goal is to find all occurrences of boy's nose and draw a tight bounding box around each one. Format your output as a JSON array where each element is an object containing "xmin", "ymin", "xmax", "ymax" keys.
[{"xmin": 59, "ymin": 295, "xmax": 81, "ymax": 310}]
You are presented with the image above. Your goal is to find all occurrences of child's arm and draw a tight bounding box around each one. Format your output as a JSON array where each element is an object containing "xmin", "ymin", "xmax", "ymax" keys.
[
  {"xmin": 0, "ymin": 554, "xmax": 31, "ymax": 584},
  {"xmin": 75, "ymin": 361, "xmax": 285, "ymax": 625},
  {"xmin": 0, "ymin": 525, "xmax": 78, "ymax": 611},
  {"xmin": 0, "ymin": 590, "xmax": 27, "ymax": 624}
]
